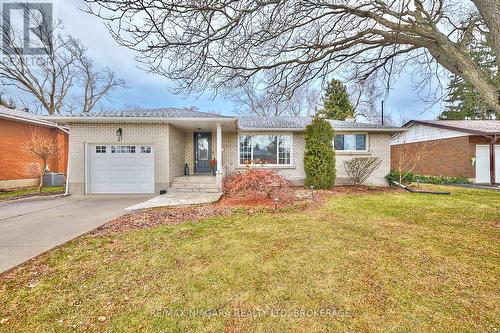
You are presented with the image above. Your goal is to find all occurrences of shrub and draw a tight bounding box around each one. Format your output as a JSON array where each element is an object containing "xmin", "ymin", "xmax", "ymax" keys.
[
  {"xmin": 304, "ymin": 117, "xmax": 336, "ymax": 189},
  {"xmin": 223, "ymin": 167, "xmax": 291, "ymax": 199},
  {"xmin": 386, "ymin": 171, "xmax": 471, "ymax": 185},
  {"xmin": 344, "ymin": 157, "xmax": 382, "ymax": 186}
]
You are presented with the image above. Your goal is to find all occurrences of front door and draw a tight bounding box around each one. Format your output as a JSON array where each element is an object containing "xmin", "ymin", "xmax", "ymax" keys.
[{"xmin": 194, "ymin": 132, "xmax": 211, "ymax": 173}]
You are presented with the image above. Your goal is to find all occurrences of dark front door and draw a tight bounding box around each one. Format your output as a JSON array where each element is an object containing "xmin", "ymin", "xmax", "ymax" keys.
[{"xmin": 194, "ymin": 132, "xmax": 211, "ymax": 173}]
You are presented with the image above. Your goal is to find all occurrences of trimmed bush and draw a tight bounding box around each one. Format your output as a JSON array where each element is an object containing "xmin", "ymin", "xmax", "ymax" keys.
[
  {"xmin": 304, "ymin": 117, "xmax": 336, "ymax": 189},
  {"xmin": 344, "ymin": 157, "xmax": 382, "ymax": 186},
  {"xmin": 386, "ymin": 171, "xmax": 471, "ymax": 185}
]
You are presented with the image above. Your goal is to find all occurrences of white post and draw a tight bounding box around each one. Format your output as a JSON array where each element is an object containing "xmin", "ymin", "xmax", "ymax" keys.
[{"xmin": 216, "ymin": 123, "xmax": 222, "ymax": 173}]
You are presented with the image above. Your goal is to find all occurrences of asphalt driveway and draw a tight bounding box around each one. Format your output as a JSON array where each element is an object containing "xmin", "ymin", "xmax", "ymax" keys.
[{"xmin": 0, "ymin": 195, "xmax": 152, "ymax": 273}]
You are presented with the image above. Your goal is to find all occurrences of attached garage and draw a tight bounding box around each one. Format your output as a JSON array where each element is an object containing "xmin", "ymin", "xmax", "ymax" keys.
[
  {"xmin": 475, "ymin": 145, "xmax": 500, "ymax": 184},
  {"xmin": 88, "ymin": 144, "xmax": 154, "ymax": 194}
]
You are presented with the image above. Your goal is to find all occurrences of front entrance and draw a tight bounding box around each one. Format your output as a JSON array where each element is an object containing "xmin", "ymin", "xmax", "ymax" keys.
[{"xmin": 194, "ymin": 132, "xmax": 212, "ymax": 173}]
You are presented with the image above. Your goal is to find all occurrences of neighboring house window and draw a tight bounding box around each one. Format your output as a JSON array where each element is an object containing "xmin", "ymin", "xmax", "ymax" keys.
[
  {"xmin": 239, "ymin": 134, "xmax": 292, "ymax": 165},
  {"xmin": 140, "ymin": 146, "xmax": 152, "ymax": 153},
  {"xmin": 334, "ymin": 134, "xmax": 368, "ymax": 151},
  {"xmin": 111, "ymin": 145, "xmax": 136, "ymax": 153},
  {"xmin": 95, "ymin": 146, "xmax": 106, "ymax": 153}
]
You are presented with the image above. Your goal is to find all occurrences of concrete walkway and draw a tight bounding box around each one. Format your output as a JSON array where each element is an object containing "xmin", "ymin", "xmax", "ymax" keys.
[
  {"xmin": 0, "ymin": 195, "xmax": 151, "ymax": 273},
  {"xmin": 125, "ymin": 191, "xmax": 222, "ymax": 211}
]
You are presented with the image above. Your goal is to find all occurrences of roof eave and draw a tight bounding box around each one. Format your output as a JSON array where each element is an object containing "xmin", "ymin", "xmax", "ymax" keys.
[
  {"xmin": 237, "ymin": 127, "xmax": 405, "ymax": 132},
  {"xmin": 1, "ymin": 113, "xmax": 63, "ymax": 129},
  {"xmin": 44, "ymin": 116, "xmax": 237, "ymax": 124},
  {"xmin": 405, "ymin": 120, "xmax": 498, "ymax": 136}
]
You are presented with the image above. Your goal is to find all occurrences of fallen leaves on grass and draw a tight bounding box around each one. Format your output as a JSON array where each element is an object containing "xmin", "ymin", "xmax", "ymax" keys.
[{"xmin": 91, "ymin": 186, "xmax": 402, "ymax": 235}]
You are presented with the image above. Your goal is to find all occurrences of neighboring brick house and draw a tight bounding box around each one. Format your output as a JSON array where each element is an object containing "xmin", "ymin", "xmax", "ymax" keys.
[
  {"xmin": 0, "ymin": 106, "xmax": 69, "ymax": 190},
  {"xmin": 46, "ymin": 108, "xmax": 403, "ymax": 195},
  {"xmin": 391, "ymin": 120, "xmax": 500, "ymax": 184}
]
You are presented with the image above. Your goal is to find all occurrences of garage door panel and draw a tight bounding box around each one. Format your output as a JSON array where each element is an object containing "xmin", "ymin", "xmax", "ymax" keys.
[
  {"xmin": 475, "ymin": 145, "xmax": 499, "ymax": 184},
  {"xmin": 89, "ymin": 144, "xmax": 155, "ymax": 194}
]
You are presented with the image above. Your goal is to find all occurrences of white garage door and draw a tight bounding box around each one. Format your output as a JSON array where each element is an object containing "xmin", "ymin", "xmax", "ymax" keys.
[
  {"xmin": 89, "ymin": 144, "xmax": 154, "ymax": 194},
  {"xmin": 476, "ymin": 145, "xmax": 500, "ymax": 183}
]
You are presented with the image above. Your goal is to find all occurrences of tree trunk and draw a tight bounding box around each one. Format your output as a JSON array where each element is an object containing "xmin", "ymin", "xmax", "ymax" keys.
[
  {"xmin": 39, "ymin": 162, "xmax": 47, "ymax": 192},
  {"xmin": 472, "ymin": 0, "xmax": 500, "ymax": 68},
  {"xmin": 428, "ymin": 37, "xmax": 500, "ymax": 115}
]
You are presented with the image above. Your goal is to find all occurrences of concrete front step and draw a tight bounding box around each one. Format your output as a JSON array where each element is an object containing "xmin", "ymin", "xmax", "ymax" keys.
[
  {"xmin": 171, "ymin": 183, "xmax": 217, "ymax": 188},
  {"xmin": 171, "ymin": 187, "xmax": 220, "ymax": 193},
  {"xmin": 173, "ymin": 176, "xmax": 216, "ymax": 182}
]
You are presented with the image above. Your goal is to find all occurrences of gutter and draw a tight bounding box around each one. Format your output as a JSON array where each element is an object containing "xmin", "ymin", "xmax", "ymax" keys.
[
  {"xmin": 0, "ymin": 113, "xmax": 61, "ymax": 129},
  {"xmin": 43, "ymin": 116, "xmax": 237, "ymax": 124},
  {"xmin": 237, "ymin": 127, "xmax": 406, "ymax": 133}
]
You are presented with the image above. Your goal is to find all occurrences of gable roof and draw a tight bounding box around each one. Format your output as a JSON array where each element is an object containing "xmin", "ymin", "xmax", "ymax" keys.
[
  {"xmin": 404, "ymin": 120, "xmax": 500, "ymax": 136},
  {"xmin": 0, "ymin": 106, "xmax": 65, "ymax": 129}
]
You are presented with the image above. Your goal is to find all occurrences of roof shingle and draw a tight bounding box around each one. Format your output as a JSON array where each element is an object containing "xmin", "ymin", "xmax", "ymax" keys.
[
  {"xmin": 237, "ymin": 116, "xmax": 402, "ymax": 131},
  {"xmin": 68, "ymin": 107, "xmax": 231, "ymax": 119}
]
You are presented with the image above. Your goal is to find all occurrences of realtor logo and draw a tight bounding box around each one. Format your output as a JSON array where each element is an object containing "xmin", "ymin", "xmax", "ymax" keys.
[{"xmin": 2, "ymin": 1, "xmax": 53, "ymax": 55}]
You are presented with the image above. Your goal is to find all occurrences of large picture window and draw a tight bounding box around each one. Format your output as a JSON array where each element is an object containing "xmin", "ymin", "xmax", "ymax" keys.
[
  {"xmin": 334, "ymin": 134, "xmax": 367, "ymax": 151},
  {"xmin": 239, "ymin": 134, "xmax": 292, "ymax": 165}
]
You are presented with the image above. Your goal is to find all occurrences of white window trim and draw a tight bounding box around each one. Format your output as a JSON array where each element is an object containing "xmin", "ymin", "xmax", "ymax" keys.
[
  {"xmin": 334, "ymin": 132, "xmax": 370, "ymax": 153},
  {"xmin": 237, "ymin": 133, "xmax": 294, "ymax": 167}
]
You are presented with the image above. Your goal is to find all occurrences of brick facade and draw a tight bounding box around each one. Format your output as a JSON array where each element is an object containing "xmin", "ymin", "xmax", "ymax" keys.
[
  {"xmin": 68, "ymin": 123, "xmax": 170, "ymax": 195},
  {"xmin": 0, "ymin": 118, "xmax": 68, "ymax": 189},
  {"xmin": 66, "ymin": 123, "xmax": 394, "ymax": 194},
  {"xmin": 391, "ymin": 135, "xmax": 498, "ymax": 178}
]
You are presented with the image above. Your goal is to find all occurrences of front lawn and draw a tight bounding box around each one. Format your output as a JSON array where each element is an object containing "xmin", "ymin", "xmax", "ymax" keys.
[
  {"xmin": 0, "ymin": 186, "xmax": 499, "ymax": 332},
  {"xmin": 0, "ymin": 186, "xmax": 64, "ymax": 201}
]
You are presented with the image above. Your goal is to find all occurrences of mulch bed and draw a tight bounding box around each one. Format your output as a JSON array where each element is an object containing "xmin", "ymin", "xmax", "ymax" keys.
[{"xmin": 92, "ymin": 186, "xmax": 403, "ymax": 235}]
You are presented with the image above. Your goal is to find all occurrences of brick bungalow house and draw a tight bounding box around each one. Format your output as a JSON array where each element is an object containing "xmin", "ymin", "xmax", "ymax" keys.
[
  {"xmin": 391, "ymin": 120, "xmax": 500, "ymax": 184},
  {"xmin": 0, "ymin": 106, "xmax": 69, "ymax": 190},
  {"xmin": 46, "ymin": 108, "xmax": 403, "ymax": 195}
]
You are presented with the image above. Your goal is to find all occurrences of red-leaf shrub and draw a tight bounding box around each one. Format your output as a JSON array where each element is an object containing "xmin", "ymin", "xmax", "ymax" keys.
[{"xmin": 223, "ymin": 168, "xmax": 292, "ymax": 199}]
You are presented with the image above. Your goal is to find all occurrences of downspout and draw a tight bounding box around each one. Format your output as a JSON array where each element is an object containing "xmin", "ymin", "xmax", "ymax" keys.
[{"xmin": 56, "ymin": 125, "xmax": 71, "ymax": 196}]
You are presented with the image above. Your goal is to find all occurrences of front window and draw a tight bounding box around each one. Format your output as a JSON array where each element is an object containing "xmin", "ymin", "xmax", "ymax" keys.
[
  {"xmin": 334, "ymin": 134, "xmax": 367, "ymax": 151},
  {"xmin": 239, "ymin": 134, "xmax": 292, "ymax": 165}
]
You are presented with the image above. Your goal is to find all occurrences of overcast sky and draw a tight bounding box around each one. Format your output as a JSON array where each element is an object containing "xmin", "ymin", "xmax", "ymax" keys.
[{"xmin": 33, "ymin": 0, "xmax": 446, "ymax": 123}]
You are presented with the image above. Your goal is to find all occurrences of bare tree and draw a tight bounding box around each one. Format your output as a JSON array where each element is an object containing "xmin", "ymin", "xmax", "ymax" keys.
[
  {"xmin": 84, "ymin": 0, "xmax": 500, "ymax": 115},
  {"xmin": 24, "ymin": 128, "xmax": 59, "ymax": 192},
  {"xmin": 73, "ymin": 50, "xmax": 127, "ymax": 113},
  {"xmin": 392, "ymin": 137, "xmax": 439, "ymax": 184},
  {"xmin": 232, "ymin": 78, "xmax": 319, "ymax": 116},
  {"xmin": 0, "ymin": 8, "xmax": 125, "ymax": 114},
  {"xmin": 0, "ymin": 19, "xmax": 78, "ymax": 114}
]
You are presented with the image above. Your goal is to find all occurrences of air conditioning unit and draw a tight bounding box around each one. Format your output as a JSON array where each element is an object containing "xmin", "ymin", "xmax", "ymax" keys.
[{"xmin": 43, "ymin": 172, "xmax": 65, "ymax": 187}]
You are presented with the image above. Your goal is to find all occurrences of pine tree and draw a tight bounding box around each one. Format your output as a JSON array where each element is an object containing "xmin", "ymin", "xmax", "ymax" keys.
[
  {"xmin": 441, "ymin": 33, "xmax": 498, "ymax": 120},
  {"xmin": 316, "ymin": 79, "xmax": 354, "ymax": 120}
]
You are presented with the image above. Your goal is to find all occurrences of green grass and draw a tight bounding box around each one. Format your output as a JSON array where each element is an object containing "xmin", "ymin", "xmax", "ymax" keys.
[
  {"xmin": 1, "ymin": 186, "xmax": 499, "ymax": 332},
  {"xmin": 0, "ymin": 186, "xmax": 64, "ymax": 201}
]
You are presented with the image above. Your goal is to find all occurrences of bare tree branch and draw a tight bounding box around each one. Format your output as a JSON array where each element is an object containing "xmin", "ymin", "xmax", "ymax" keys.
[{"xmin": 83, "ymin": 0, "xmax": 500, "ymax": 114}]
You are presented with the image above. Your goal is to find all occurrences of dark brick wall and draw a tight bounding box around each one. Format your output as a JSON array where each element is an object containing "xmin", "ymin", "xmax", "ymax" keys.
[{"xmin": 391, "ymin": 135, "xmax": 498, "ymax": 178}]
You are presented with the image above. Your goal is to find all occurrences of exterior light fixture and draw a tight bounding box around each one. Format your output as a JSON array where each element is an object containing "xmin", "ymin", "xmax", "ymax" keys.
[
  {"xmin": 310, "ymin": 185, "xmax": 314, "ymax": 200},
  {"xmin": 116, "ymin": 128, "xmax": 123, "ymax": 141}
]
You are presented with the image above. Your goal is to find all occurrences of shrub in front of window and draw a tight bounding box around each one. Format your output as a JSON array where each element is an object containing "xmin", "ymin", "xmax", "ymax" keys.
[
  {"xmin": 223, "ymin": 167, "xmax": 291, "ymax": 199},
  {"xmin": 343, "ymin": 157, "xmax": 382, "ymax": 186},
  {"xmin": 304, "ymin": 117, "xmax": 336, "ymax": 189}
]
